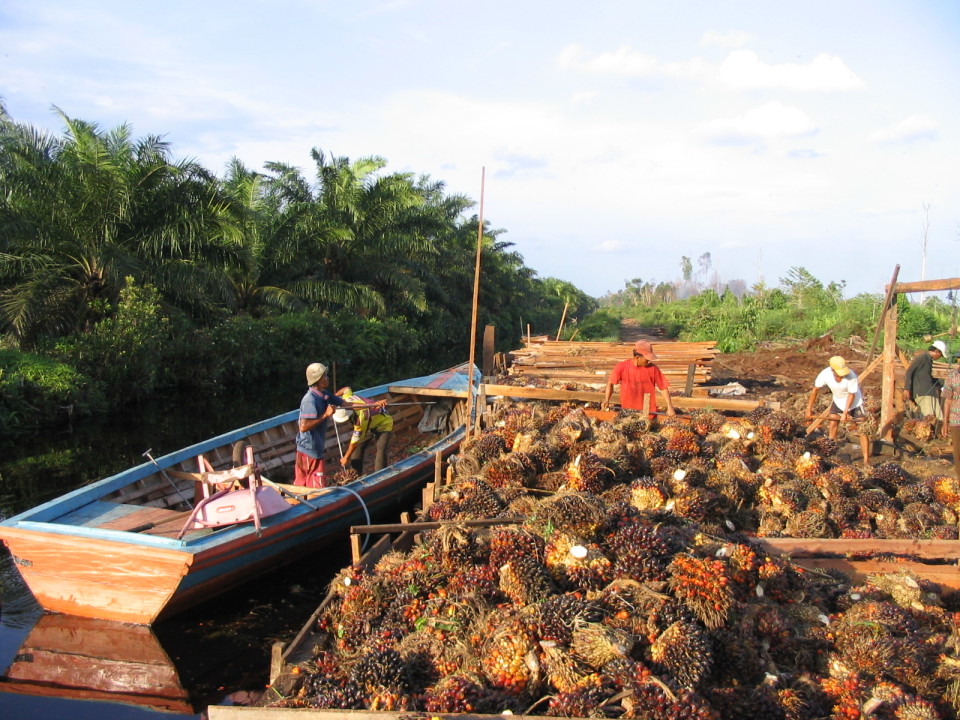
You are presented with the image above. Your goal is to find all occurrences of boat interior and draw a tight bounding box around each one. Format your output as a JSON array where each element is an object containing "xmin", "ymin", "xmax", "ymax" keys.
[{"xmin": 48, "ymin": 387, "xmax": 468, "ymax": 539}]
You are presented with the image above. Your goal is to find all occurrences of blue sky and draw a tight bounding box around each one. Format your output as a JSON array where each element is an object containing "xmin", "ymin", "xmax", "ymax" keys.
[{"xmin": 2, "ymin": 0, "xmax": 959, "ymax": 299}]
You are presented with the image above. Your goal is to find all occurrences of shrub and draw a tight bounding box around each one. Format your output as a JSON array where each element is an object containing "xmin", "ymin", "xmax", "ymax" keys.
[{"xmin": 0, "ymin": 349, "xmax": 104, "ymax": 435}]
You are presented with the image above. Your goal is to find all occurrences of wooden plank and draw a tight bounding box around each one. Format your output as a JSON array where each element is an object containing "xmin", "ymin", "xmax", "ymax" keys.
[
  {"xmin": 760, "ymin": 537, "xmax": 960, "ymax": 559},
  {"xmin": 352, "ymin": 517, "xmax": 525, "ymax": 534},
  {"xmin": 482, "ymin": 384, "xmax": 769, "ymax": 411}
]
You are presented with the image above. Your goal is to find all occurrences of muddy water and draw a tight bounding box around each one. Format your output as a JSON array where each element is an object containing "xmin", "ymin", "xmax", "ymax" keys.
[{"xmin": 0, "ymin": 389, "xmax": 353, "ymax": 718}]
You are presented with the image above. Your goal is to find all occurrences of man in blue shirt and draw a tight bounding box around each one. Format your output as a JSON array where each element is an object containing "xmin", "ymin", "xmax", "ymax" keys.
[{"xmin": 295, "ymin": 362, "xmax": 346, "ymax": 488}]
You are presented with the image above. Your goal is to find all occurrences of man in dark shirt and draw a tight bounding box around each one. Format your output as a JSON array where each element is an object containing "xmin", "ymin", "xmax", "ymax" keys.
[{"xmin": 903, "ymin": 340, "xmax": 946, "ymax": 426}]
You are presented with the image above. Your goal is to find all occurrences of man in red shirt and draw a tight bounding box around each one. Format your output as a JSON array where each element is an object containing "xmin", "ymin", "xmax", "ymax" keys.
[{"xmin": 602, "ymin": 340, "xmax": 676, "ymax": 419}]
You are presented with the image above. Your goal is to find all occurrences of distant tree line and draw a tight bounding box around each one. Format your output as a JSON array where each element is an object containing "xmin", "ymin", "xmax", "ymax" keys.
[
  {"xmin": 0, "ymin": 105, "xmax": 596, "ymax": 433},
  {"xmin": 592, "ymin": 260, "xmax": 957, "ymax": 354}
]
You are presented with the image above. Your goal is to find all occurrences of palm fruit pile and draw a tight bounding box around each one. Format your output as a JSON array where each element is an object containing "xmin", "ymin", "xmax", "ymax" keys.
[{"xmin": 271, "ymin": 400, "xmax": 960, "ymax": 719}]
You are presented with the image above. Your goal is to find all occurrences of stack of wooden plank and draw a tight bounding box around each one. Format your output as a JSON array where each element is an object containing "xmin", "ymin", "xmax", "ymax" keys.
[{"xmin": 507, "ymin": 338, "xmax": 718, "ymax": 388}]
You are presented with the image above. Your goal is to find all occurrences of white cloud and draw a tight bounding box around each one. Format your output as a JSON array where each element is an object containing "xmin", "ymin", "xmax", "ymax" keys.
[
  {"xmin": 700, "ymin": 30, "xmax": 751, "ymax": 49},
  {"xmin": 557, "ymin": 46, "xmax": 864, "ymax": 93},
  {"xmin": 718, "ymin": 50, "xmax": 865, "ymax": 91},
  {"xmin": 595, "ymin": 240, "xmax": 627, "ymax": 253},
  {"xmin": 869, "ymin": 115, "xmax": 939, "ymax": 145},
  {"xmin": 556, "ymin": 44, "xmax": 660, "ymax": 77},
  {"xmin": 696, "ymin": 102, "xmax": 819, "ymax": 145}
]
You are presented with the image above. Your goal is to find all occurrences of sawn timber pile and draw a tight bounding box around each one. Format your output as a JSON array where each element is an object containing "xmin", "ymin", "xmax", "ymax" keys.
[
  {"xmin": 265, "ymin": 400, "xmax": 960, "ymax": 720},
  {"xmin": 506, "ymin": 338, "xmax": 718, "ymax": 389}
]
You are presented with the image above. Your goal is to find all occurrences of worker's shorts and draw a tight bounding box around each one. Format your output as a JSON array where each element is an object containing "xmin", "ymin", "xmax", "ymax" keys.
[
  {"xmin": 828, "ymin": 403, "xmax": 865, "ymax": 419},
  {"xmin": 294, "ymin": 452, "xmax": 326, "ymax": 488}
]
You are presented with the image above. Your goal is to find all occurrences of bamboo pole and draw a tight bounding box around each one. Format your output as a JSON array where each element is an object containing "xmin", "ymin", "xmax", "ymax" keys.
[{"xmin": 464, "ymin": 167, "xmax": 485, "ymax": 442}]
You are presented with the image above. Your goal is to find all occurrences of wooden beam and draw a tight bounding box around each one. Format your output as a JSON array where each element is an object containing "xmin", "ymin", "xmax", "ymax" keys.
[
  {"xmin": 352, "ymin": 517, "xmax": 524, "ymax": 534},
  {"xmin": 481, "ymin": 383, "xmax": 772, "ymax": 411},
  {"xmin": 893, "ymin": 278, "xmax": 960, "ymax": 293}
]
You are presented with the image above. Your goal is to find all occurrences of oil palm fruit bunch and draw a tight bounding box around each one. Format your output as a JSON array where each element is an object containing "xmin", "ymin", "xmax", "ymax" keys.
[
  {"xmin": 929, "ymin": 475, "xmax": 960, "ymax": 508},
  {"xmin": 422, "ymin": 673, "xmax": 494, "ymax": 713},
  {"xmin": 689, "ymin": 409, "xmax": 725, "ymax": 437},
  {"xmin": 477, "ymin": 614, "xmax": 540, "ymax": 695},
  {"xmin": 454, "ymin": 477, "xmax": 507, "ymax": 519},
  {"xmin": 794, "ymin": 450, "xmax": 825, "ymax": 480},
  {"xmin": 531, "ymin": 491, "xmax": 607, "ymax": 537},
  {"xmin": 667, "ymin": 552, "xmax": 733, "ymax": 629},
  {"xmin": 649, "ymin": 620, "xmax": 713, "ymax": 688},
  {"xmin": 565, "ymin": 452, "xmax": 614, "ymax": 494},
  {"xmin": 629, "ymin": 475, "xmax": 668, "ymax": 511},
  {"xmin": 607, "ymin": 519, "xmax": 673, "ymax": 582},
  {"xmin": 544, "ymin": 533, "xmax": 613, "ymax": 590},
  {"xmin": 483, "ymin": 454, "xmax": 534, "ymax": 490},
  {"xmin": 571, "ymin": 620, "xmax": 634, "ymax": 669},
  {"xmin": 487, "ymin": 526, "xmax": 545, "ymax": 569},
  {"xmin": 498, "ymin": 554, "xmax": 553, "ymax": 606}
]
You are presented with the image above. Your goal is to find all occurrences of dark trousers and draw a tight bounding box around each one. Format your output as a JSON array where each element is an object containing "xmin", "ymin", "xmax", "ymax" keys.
[
  {"xmin": 951, "ymin": 425, "xmax": 960, "ymax": 481},
  {"xmin": 349, "ymin": 431, "xmax": 391, "ymax": 475}
]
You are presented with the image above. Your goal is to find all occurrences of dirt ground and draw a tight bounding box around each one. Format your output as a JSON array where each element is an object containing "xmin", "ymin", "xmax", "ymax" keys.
[
  {"xmin": 620, "ymin": 318, "xmax": 883, "ymax": 403},
  {"xmin": 620, "ymin": 319, "xmax": 955, "ymax": 476}
]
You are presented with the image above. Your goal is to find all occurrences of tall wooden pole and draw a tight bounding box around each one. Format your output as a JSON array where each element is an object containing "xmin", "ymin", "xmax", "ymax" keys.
[
  {"xmin": 867, "ymin": 265, "xmax": 900, "ymax": 365},
  {"xmin": 556, "ymin": 301, "xmax": 569, "ymax": 341},
  {"xmin": 880, "ymin": 291, "xmax": 899, "ymax": 441},
  {"xmin": 464, "ymin": 167, "xmax": 485, "ymax": 442}
]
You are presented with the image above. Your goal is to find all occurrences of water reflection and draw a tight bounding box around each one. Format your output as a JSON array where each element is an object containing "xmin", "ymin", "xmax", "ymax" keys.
[
  {"xmin": 2, "ymin": 615, "xmax": 198, "ymax": 718},
  {"xmin": 0, "ymin": 537, "xmax": 352, "ymax": 719}
]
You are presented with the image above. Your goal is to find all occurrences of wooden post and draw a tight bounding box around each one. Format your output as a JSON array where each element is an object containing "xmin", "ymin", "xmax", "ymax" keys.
[
  {"xmin": 476, "ymin": 384, "xmax": 487, "ymax": 433},
  {"xmin": 350, "ymin": 532, "xmax": 362, "ymax": 565},
  {"xmin": 642, "ymin": 393, "xmax": 650, "ymax": 417},
  {"xmin": 868, "ymin": 265, "xmax": 900, "ymax": 365},
  {"xmin": 464, "ymin": 168, "xmax": 486, "ymax": 442},
  {"xmin": 556, "ymin": 301, "xmax": 569, "ymax": 340},
  {"xmin": 482, "ymin": 324, "xmax": 495, "ymax": 377},
  {"xmin": 880, "ymin": 292, "xmax": 899, "ymax": 440},
  {"xmin": 684, "ymin": 363, "xmax": 696, "ymax": 397}
]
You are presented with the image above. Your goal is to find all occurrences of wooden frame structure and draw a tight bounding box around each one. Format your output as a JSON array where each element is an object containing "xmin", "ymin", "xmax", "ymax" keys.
[{"xmin": 880, "ymin": 272, "xmax": 960, "ymax": 440}]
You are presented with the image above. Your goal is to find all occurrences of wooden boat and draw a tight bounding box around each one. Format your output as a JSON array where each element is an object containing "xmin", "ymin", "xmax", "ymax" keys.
[
  {"xmin": 0, "ymin": 364, "xmax": 476, "ymax": 625},
  {"xmin": 1, "ymin": 614, "xmax": 195, "ymax": 714}
]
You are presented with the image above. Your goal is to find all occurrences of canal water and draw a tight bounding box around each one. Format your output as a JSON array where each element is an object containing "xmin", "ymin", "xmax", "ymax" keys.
[{"xmin": 0, "ymin": 389, "xmax": 354, "ymax": 719}]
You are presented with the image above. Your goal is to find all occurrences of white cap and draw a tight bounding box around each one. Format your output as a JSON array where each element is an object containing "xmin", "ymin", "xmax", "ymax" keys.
[
  {"xmin": 306, "ymin": 363, "xmax": 328, "ymax": 385},
  {"xmin": 932, "ymin": 340, "xmax": 947, "ymax": 355},
  {"xmin": 333, "ymin": 407, "xmax": 354, "ymax": 424}
]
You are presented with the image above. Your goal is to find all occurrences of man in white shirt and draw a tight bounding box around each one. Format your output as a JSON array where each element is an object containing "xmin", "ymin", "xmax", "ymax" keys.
[{"xmin": 805, "ymin": 355, "xmax": 870, "ymax": 467}]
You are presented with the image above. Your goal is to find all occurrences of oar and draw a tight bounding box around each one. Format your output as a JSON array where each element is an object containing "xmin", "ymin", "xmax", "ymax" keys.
[{"xmin": 143, "ymin": 449, "xmax": 193, "ymax": 509}]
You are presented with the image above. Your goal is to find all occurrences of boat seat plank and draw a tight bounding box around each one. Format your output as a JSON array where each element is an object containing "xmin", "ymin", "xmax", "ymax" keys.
[
  {"xmin": 98, "ymin": 505, "xmax": 193, "ymax": 533},
  {"xmin": 55, "ymin": 500, "xmax": 147, "ymax": 527}
]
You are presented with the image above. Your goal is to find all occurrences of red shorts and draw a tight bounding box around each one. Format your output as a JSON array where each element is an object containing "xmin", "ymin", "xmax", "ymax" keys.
[{"xmin": 295, "ymin": 453, "xmax": 326, "ymax": 488}]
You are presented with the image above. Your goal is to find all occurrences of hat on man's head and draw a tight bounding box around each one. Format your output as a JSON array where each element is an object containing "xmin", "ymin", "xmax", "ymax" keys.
[
  {"xmin": 932, "ymin": 340, "xmax": 947, "ymax": 355},
  {"xmin": 633, "ymin": 340, "xmax": 657, "ymax": 361},
  {"xmin": 333, "ymin": 407, "xmax": 354, "ymax": 424},
  {"xmin": 306, "ymin": 362, "xmax": 328, "ymax": 386},
  {"xmin": 828, "ymin": 356, "xmax": 850, "ymax": 377}
]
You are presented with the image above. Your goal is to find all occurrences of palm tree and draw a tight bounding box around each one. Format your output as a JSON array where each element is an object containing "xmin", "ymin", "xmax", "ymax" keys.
[{"xmin": 0, "ymin": 105, "xmax": 241, "ymax": 344}]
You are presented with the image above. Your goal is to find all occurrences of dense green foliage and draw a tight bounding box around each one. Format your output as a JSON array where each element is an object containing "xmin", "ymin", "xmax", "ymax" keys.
[
  {"xmin": 0, "ymin": 105, "xmax": 597, "ymax": 432},
  {"xmin": 595, "ymin": 266, "xmax": 958, "ymax": 353}
]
